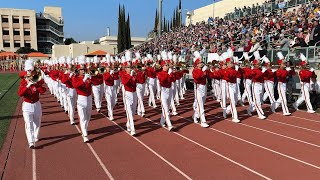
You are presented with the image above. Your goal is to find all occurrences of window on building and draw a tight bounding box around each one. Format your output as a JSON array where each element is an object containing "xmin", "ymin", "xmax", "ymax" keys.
[
  {"xmin": 24, "ymin": 30, "xmax": 30, "ymax": 36},
  {"xmin": 12, "ymin": 17, "xmax": 19, "ymax": 23},
  {"xmin": 13, "ymin": 30, "xmax": 20, "ymax": 35},
  {"xmin": 2, "ymin": 16, "xmax": 8, "ymax": 23},
  {"xmin": 3, "ymin": 41, "xmax": 10, "ymax": 48},
  {"xmin": 14, "ymin": 41, "xmax": 20, "ymax": 48},
  {"xmin": 2, "ymin": 30, "xmax": 9, "ymax": 35},
  {"xmin": 23, "ymin": 18, "xmax": 30, "ymax": 24},
  {"xmin": 24, "ymin": 41, "xmax": 31, "ymax": 47}
]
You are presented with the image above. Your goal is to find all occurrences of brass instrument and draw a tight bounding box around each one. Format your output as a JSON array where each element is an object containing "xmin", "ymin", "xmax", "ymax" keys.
[
  {"xmin": 70, "ymin": 65, "xmax": 79, "ymax": 74},
  {"xmin": 87, "ymin": 67, "xmax": 99, "ymax": 76},
  {"xmin": 134, "ymin": 63, "xmax": 145, "ymax": 71},
  {"xmin": 26, "ymin": 68, "xmax": 42, "ymax": 83},
  {"xmin": 98, "ymin": 66, "xmax": 107, "ymax": 74}
]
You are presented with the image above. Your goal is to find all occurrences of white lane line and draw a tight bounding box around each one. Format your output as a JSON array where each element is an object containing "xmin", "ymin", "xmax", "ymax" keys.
[
  {"xmin": 175, "ymin": 114, "xmax": 320, "ymax": 170},
  {"xmin": 74, "ymin": 125, "xmax": 114, "ymax": 180},
  {"xmin": 100, "ymin": 112, "xmax": 192, "ymax": 180},
  {"xmin": 32, "ymin": 149, "xmax": 36, "ymax": 180},
  {"xmin": 274, "ymin": 112, "xmax": 320, "ymax": 123},
  {"xmin": 142, "ymin": 117, "xmax": 271, "ymax": 180},
  {"xmin": 206, "ymin": 104, "xmax": 320, "ymax": 134},
  {"xmin": 211, "ymin": 114, "xmax": 320, "ymax": 149}
]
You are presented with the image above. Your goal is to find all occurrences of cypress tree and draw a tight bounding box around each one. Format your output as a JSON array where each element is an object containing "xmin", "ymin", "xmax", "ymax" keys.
[
  {"xmin": 176, "ymin": 7, "xmax": 180, "ymax": 27},
  {"xmin": 154, "ymin": 8, "xmax": 158, "ymax": 32},
  {"xmin": 122, "ymin": 5, "xmax": 128, "ymax": 50},
  {"xmin": 126, "ymin": 13, "xmax": 131, "ymax": 49},
  {"xmin": 179, "ymin": 0, "xmax": 182, "ymax": 26},
  {"xmin": 117, "ymin": 5, "xmax": 124, "ymax": 53},
  {"xmin": 163, "ymin": 16, "xmax": 166, "ymax": 32},
  {"xmin": 173, "ymin": 9, "xmax": 176, "ymax": 28}
]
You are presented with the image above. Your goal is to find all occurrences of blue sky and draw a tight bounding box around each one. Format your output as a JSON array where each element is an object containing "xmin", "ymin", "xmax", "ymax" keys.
[{"xmin": 2, "ymin": 0, "xmax": 216, "ymax": 41}]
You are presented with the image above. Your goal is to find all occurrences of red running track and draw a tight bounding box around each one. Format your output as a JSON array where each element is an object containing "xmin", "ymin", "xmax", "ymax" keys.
[{"xmin": 1, "ymin": 89, "xmax": 320, "ymax": 179}]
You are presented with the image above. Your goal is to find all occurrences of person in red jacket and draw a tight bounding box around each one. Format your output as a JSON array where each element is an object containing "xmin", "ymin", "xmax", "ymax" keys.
[
  {"xmin": 103, "ymin": 59, "xmax": 116, "ymax": 120},
  {"xmin": 274, "ymin": 53, "xmax": 291, "ymax": 116},
  {"xmin": 224, "ymin": 57, "xmax": 240, "ymax": 123},
  {"xmin": 192, "ymin": 51, "xmax": 209, "ymax": 128},
  {"xmin": 121, "ymin": 51, "xmax": 138, "ymax": 136},
  {"xmin": 18, "ymin": 59, "xmax": 46, "ymax": 148},
  {"xmin": 61, "ymin": 58, "xmax": 77, "ymax": 125},
  {"xmin": 135, "ymin": 62, "xmax": 147, "ymax": 117},
  {"xmin": 293, "ymin": 54, "xmax": 317, "ymax": 113},
  {"xmin": 91, "ymin": 56, "xmax": 104, "ymax": 112},
  {"xmin": 49, "ymin": 63, "xmax": 60, "ymax": 101},
  {"xmin": 262, "ymin": 56, "xmax": 276, "ymax": 111},
  {"xmin": 72, "ymin": 57, "xmax": 93, "ymax": 143},
  {"xmin": 157, "ymin": 58, "xmax": 174, "ymax": 131},
  {"xmin": 209, "ymin": 62, "xmax": 221, "ymax": 102},
  {"xmin": 145, "ymin": 54, "xmax": 157, "ymax": 108},
  {"xmin": 247, "ymin": 56, "xmax": 266, "ymax": 120}
]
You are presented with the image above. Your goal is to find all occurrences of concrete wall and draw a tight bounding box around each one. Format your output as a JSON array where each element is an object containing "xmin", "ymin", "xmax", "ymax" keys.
[
  {"xmin": 186, "ymin": 0, "xmax": 265, "ymax": 26},
  {"xmin": 0, "ymin": 8, "xmax": 37, "ymax": 52},
  {"xmin": 52, "ymin": 43, "xmax": 113, "ymax": 58},
  {"xmin": 44, "ymin": 6, "xmax": 62, "ymax": 22},
  {"xmin": 98, "ymin": 36, "xmax": 146, "ymax": 53}
]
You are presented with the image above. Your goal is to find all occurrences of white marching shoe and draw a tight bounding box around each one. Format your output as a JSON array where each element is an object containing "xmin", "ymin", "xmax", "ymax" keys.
[
  {"xmin": 307, "ymin": 110, "xmax": 316, "ymax": 113},
  {"xmin": 232, "ymin": 119, "xmax": 240, "ymax": 123},
  {"xmin": 172, "ymin": 111, "xmax": 178, "ymax": 116},
  {"xmin": 83, "ymin": 136, "xmax": 89, "ymax": 143},
  {"xmin": 168, "ymin": 126, "xmax": 174, "ymax": 131},
  {"xmin": 200, "ymin": 122, "xmax": 209, "ymax": 128},
  {"xmin": 223, "ymin": 110, "xmax": 227, "ymax": 119},
  {"xmin": 247, "ymin": 108, "xmax": 252, "ymax": 116},
  {"xmin": 258, "ymin": 115, "xmax": 266, "ymax": 120},
  {"xmin": 193, "ymin": 115, "xmax": 199, "ymax": 123},
  {"xmin": 130, "ymin": 131, "xmax": 136, "ymax": 136},
  {"xmin": 283, "ymin": 113, "xmax": 291, "ymax": 116}
]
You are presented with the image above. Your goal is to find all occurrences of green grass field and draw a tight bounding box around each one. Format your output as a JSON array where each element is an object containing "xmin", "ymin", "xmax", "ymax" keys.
[{"xmin": 0, "ymin": 74, "xmax": 20, "ymax": 150}]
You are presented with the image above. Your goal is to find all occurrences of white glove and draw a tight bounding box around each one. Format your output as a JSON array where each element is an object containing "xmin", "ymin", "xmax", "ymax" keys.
[
  {"xmin": 168, "ymin": 68, "xmax": 173, "ymax": 75},
  {"xmin": 202, "ymin": 65, "xmax": 208, "ymax": 72},
  {"xmin": 261, "ymin": 67, "xmax": 267, "ymax": 73},
  {"xmin": 251, "ymin": 66, "xmax": 254, "ymax": 70},
  {"xmin": 64, "ymin": 70, "xmax": 68, "ymax": 74},
  {"xmin": 235, "ymin": 65, "xmax": 239, "ymax": 71},
  {"xmin": 110, "ymin": 70, "xmax": 114, "ymax": 75},
  {"xmin": 285, "ymin": 67, "xmax": 291, "ymax": 71},
  {"xmin": 310, "ymin": 68, "xmax": 315, "ymax": 72},
  {"xmin": 130, "ymin": 70, "xmax": 135, "ymax": 76},
  {"xmin": 271, "ymin": 69, "xmax": 276, "ymax": 73},
  {"xmin": 69, "ymin": 72, "xmax": 74, "ymax": 78},
  {"xmin": 26, "ymin": 81, "xmax": 34, "ymax": 88},
  {"xmin": 83, "ymin": 74, "xmax": 90, "ymax": 82}
]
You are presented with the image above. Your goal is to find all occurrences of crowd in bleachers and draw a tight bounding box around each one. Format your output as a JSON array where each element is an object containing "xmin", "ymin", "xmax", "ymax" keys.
[{"xmin": 128, "ymin": 0, "xmax": 320, "ymax": 59}]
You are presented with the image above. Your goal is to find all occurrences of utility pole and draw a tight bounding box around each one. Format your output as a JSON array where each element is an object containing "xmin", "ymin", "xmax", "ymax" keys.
[{"xmin": 158, "ymin": 0, "xmax": 162, "ymax": 37}]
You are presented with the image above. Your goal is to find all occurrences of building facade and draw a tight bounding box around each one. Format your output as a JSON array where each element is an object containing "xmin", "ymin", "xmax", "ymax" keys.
[
  {"xmin": 185, "ymin": 0, "xmax": 265, "ymax": 26},
  {"xmin": 0, "ymin": 8, "xmax": 38, "ymax": 52},
  {"xmin": 0, "ymin": 6, "xmax": 63, "ymax": 54},
  {"xmin": 97, "ymin": 36, "xmax": 146, "ymax": 54}
]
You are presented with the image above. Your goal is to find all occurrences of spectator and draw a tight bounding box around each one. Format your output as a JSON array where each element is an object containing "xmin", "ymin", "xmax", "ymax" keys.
[{"xmin": 308, "ymin": 18, "xmax": 320, "ymax": 46}]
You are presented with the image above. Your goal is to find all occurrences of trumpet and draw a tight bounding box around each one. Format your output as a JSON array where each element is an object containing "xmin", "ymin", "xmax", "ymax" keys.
[
  {"xmin": 97, "ymin": 66, "xmax": 107, "ymax": 74},
  {"xmin": 134, "ymin": 63, "xmax": 145, "ymax": 71},
  {"xmin": 26, "ymin": 69, "xmax": 42, "ymax": 83},
  {"xmin": 87, "ymin": 67, "xmax": 99, "ymax": 76}
]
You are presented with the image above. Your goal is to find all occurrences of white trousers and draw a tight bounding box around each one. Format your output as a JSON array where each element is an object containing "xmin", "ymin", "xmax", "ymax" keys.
[
  {"xmin": 77, "ymin": 95, "xmax": 92, "ymax": 137},
  {"xmin": 124, "ymin": 91, "xmax": 137, "ymax": 133},
  {"xmin": 193, "ymin": 84, "xmax": 207, "ymax": 123},
  {"xmin": 275, "ymin": 82, "xmax": 290, "ymax": 114},
  {"xmin": 160, "ymin": 87, "xmax": 173, "ymax": 127},
  {"xmin": 92, "ymin": 84, "xmax": 104, "ymax": 109},
  {"xmin": 105, "ymin": 85, "xmax": 116, "ymax": 118},
  {"xmin": 22, "ymin": 101, "xmax": 42, "ymax": 145},
  {"xmin": 137, "ymin": 83, "xmax": 146, "ymax": 114},
  {"xmin": 295, "ymin": 82, "xmax": 314, "ymax": 111},
  {"xmin": 171, "ymin": 82, "xmax": 177, "ymax": 113},
  {"xmin": 181, "ymin": 75, "xmax": 187, "ymax": 94},
  {"xmin": 53, "ymin": 80, "xmax": 60, "ymax": 100},
  {"xmin": 212, "ymin": 79, "xmax": 221, "ymax": 100},
  {"xmin": 249, "ymin": 82, "xmax": 265, "ymax": 117},
  {"xmin": 156, "ymin": 78, "xmax": 161, "ymax": 99},
  {"xmin": 220, "ymin": 79, "xmax": 227, "ymax": 109},
  {"xmin": 236, "ymin": 78, "xmax": 241, "ymax": 103},
  {"xmin": 60, "ymin": 83, "xmax": 68, "ymax": 111},
  {"xmin": 67, "ymin": 88, "xmax": 77, "ymax": 123},
  {"xmin": 241, "ymin": 79, "xmax": 253, "ymax": 105},
  {"xmin": 148, "ymin": 77, "xmax": 157, "ymax": 107},
  {"xmin": 175, "ymin": 79, "xmax": 180, "ymax": 104},
  {"xmin": 263, "ymin": 80, "xmax": 276, "ymax": 108},
  {"xmin": 121, "ymin": 85, "xmax": 126, "ymax": 110},
  {"xmin": 226, "ymin": 83, "xmax": 238, "ymax": 120}
]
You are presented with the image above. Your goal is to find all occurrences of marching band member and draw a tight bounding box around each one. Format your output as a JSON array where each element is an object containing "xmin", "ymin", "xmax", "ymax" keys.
[
  {"xmin": 49, "ymin": 60, "xmax": 60, "ymax": 102},
  {"xmin": 91, "ymin": 56, "xmax": 104, "ymax": 112},
  {"xmin": 61, "ymin": 57, "xmax": 77, "ymax": 125},
  {"xmin": 72, "ymin": 56, "xmax": 93, "ymax": 143},
  {"xmin": 121, "ymin": 51, "xmax": 138, "ymax": 136},
  {"xmin": 134, "ymin": 52, "xmax": 146, "ymax": 117},
  {"xmin": 241, "ymin": 52, "xmax": 254, "ymax": 106},
  {"xmin": 224, "ymin": 55, "xmax": 240, "ymax": 123},
  {"xmin": 157, "ymin": 52, "xmax": 174, "ymax": 131},
  {"xmin": 293, "ymin": 53, "xmax": 317, "ymax": 113},
  {"xmin": 172, "ymin": 54, "xmax": 181, "ymax": 105},
  {"xmin": 262, "ymin": 56, "xmax": 276, "ymax": 111},
  {"xmin": 274, "ymin": 52, "xmax": 291, "ymax": 116},
  {"xmin": 58, "ymin": 57, "xmax": 68, "ymax": 113},
  {"xmin": 103, "ymin": 56, "xmax": 116, "ymax": 120},
  {"xmin": 156, "ymin": 54, "xmax": 162, "ymax": 100},
  {"xmin": 18, "ymin": 59, "xmax": 46, "ymax": 148},
  {"xmin": 247, "ymin": 52, "xmax": 266, "ymax": 119},
  {"xmin": 168, "ymin": 53, "xmax": 178, "ymax": 116},
  {"xmin": 120, "ymin": 56, "xmax": 127, "ymax": 110},
  {"xmin": 178, "ymin": 56, "xmax": 188, "ymax": 99},
  {"xmin": 192, "ymin": 51, "xmax": 210, "ymax": 128},
  {"xmin": 219, "ymin": 53, "xmax": 228, "ymax": 111},
  {"xmin": 112, "ymin": 56, "xmax": 120, "ymax": 102},
  {"xmin": 145, "ymin": 54, "xmax": 157, "ymax": 108},
  {"xmin": 210, "ymin": 53, "xmax": 221, "ymax": 102}
]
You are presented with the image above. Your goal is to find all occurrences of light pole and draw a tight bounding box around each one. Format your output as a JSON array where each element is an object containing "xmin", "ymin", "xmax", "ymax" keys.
[{"xmin": 158, "ymin": 0, "xmax": 163, "ymax": 37}]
